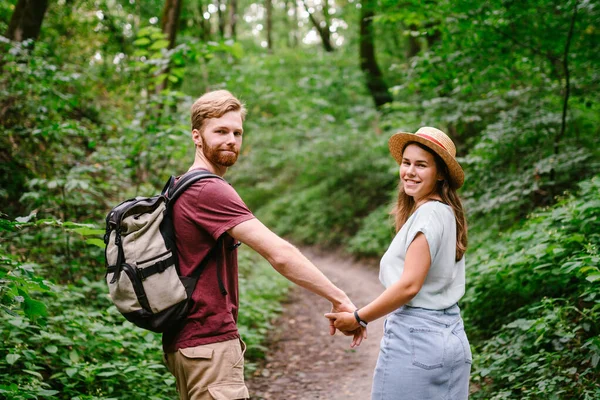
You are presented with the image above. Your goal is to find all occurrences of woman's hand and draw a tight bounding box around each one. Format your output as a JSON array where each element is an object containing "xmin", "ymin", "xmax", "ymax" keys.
[
  {"xmin": 325, "ymin": 311, "xmax": 365, "ymax": 347},
  {"xmin": 324, "ymin": 311, "xmax": 360, "ymax": 333}
]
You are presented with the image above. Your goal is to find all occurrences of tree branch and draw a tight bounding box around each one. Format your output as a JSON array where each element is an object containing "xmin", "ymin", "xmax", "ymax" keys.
[
  {"xmin": 556, "ymin": 0, "xmax": 578, "ymax": 153},
  {"xmin": 551, "ymin": 0, "xmax": 578, "ymax": 184},
  {"xmin": 301, "ymin": 0, "xmax": 334, "ymax": 52}
]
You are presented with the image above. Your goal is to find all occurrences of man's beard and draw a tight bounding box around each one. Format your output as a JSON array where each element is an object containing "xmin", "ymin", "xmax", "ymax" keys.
[{"xmin": 202, "ymin": 142, "xmax": 239, "ymax": 167}]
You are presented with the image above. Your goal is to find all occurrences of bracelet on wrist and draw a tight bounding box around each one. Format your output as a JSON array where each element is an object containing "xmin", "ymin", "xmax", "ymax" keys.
[{"xmin": 354, "ymin": 309, "xmax": 368, "ymax": 328}]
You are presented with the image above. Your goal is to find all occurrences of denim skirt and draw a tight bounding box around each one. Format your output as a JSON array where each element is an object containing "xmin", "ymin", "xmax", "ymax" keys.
[{"xmin": 371, "ymin": 304, "xmax": 471, "ymax": 400}]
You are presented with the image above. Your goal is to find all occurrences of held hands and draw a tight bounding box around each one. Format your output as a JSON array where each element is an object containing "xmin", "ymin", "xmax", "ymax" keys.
[
  {"xmin": 325, "ymin": 311, "xmax": 360, "ymax": 332},
  {"xmin": 325, "ymin": 304, "xmax": 367, "ymax": 348}
]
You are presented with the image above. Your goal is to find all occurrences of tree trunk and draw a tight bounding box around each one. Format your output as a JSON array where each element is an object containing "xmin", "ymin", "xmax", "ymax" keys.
[
  {"xmin": 424, "ymin": 22, "xmax": 441, "ymax": 49},
  {"xmin": 551, "ymin": 0, "xmax": 578, "ymax": 185},
  {"xmin": 359, "ymin": 0, "xmax": 392, "ymax": 108},
  {"xmin": 266, "ymin": 0, "xmax": 273, "ymax": 51},
  {"xmin": 406, "ymin": 24, "xmax": 420, "ymax": 58},
  {"xmin": 217, "ymin": 0, "xmax": 226, "ymax": 39},
  {"xmin": 198, "ymin": 0, "xmax": 211, "ymax": 41},
  {"xmin": 287, "ymin": 0, "xmax": 297, "ymax": 47},
  {"xmin": 322, "ymin": 0, "xmax": 333, "ymax": 47},
  {"xmin": 158, "ymin": 0, "xmax": 183, "ymax": 92},
  {"xmin": 228, "ymin": 0, "xmax": 238, "ymax": 39},
  {"xmin": 161, "ymin": 0, "xmax": 183, "ymax": 49},
  {"xmin": 6, "ymin": 0, "xmax": 49, "ymax": 42},
  {"xmin": 302, "ymin": 0, "xmax": 333, "ymax": 52}
]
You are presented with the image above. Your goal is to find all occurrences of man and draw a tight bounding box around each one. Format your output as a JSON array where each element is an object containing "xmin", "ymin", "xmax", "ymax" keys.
[{"xmin": 162, "ymin": 90, "xmax": 363, "ymax": 400}]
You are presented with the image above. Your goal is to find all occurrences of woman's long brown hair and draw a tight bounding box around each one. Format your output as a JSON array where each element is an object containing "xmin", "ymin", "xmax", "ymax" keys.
[{"xmin": 391, "ymin": 142, "xmax": 468, "ymax": 261}]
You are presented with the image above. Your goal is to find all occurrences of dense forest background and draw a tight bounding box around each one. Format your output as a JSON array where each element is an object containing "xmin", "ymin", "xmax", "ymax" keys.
[{"xmin": 1, "ymin": 0, "xmax": 599, "ymax": 398}]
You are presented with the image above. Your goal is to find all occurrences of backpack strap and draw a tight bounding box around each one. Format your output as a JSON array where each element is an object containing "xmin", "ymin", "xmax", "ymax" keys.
[
  {"xmin": 167, "ymin": 169, "xmax": 229, "ymax": 296},
  {"xmin": 166, "ymin": 169, "xmax": 224, "ymax": 204},
  {"xmin": 214, "ymin": 237, "xmax": 228, "ymax": 296},
  {"xmin": 186, "ymin": 235, "xmax": 227, "ymax": 296}
]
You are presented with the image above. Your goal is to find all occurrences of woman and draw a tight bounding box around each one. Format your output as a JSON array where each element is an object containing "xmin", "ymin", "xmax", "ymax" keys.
[{"xmin": 326, "ymin": 127, "xmax": 471, "ymax": 399}]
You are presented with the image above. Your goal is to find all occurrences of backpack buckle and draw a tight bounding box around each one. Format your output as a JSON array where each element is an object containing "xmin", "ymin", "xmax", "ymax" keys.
[
  {"xmin": 136, "ymin": 267, "xmax": 146, "ymax": 282},
  {"xmin": 156, "ymin": 260, "xmax": 168, "ymax": 273}
]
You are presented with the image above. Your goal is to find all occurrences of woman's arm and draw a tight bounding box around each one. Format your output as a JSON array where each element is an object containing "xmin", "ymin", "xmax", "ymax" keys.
[{"xmin": 325, "ymin": 232, "xmax": 432, "ymax": 331}]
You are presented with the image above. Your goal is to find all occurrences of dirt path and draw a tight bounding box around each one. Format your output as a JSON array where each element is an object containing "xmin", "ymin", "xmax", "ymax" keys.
[{"xmin": 247, "ymin": 248, "xmax": 384, "ymax": 400}]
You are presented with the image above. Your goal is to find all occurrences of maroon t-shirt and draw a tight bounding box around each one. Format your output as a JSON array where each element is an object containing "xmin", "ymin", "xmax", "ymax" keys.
[{"xmin": 162, "ymin": 174, "xmax": 255, "ymax": 353}]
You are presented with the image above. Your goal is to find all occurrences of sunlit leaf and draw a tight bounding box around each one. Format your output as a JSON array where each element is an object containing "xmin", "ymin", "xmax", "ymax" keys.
[
  {"xmin": 586, "ymin": 273, "xmax": 600, "ymax": 283},
  {"xmin": 23, "ymin": 370, "xmax": 43, "ymax": 379},
  {"xmin": 69, "ymin": 350, "xmax": 79, "ymax": 363},
  {"xmin": 15, "ymin": 212, "xmax": 37, "ymax": 223},
  {"xmin": 72, "ymin": 227, "xmax": 104, "ymax": 236},
  {"xmin": 96, "ymin": 371, "xmax": 119, "ymax": 377},
  {"xmin": 35, "ymin": 389, "xmax": 59, "ymax": 396},
  {"xmin": 133, "ymin": 38, "xmax": 151, "ymax": 47},
  {"xmin": 86, "ymin": 238, "xmax": 105, "ymax": 248},
  {"xmin": 6, "ymin": 354, "xmax": 20, "ymax": 365},
  {"xmin": 137, "ymin": 26, "xmax": 155, "ymax": 37},
  {"xmin": 149, "ymin": 40, "xmax": 169, "ymax": 51}
]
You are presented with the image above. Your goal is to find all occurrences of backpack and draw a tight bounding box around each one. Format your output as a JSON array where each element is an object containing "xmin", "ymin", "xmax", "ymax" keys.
[{"xmin": 103, "ymin": 169, "xmax": 224, "ymax": 333}]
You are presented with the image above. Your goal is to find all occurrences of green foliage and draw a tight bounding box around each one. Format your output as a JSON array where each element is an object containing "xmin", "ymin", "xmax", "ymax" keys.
[
  {"xmin": 261, "ymin": 129, "xmax": 393, "ymax": 245},
  {"xmin": 1, "ymin": 215, "xmax": 105, "ymax": 286},
  {"xmin": 2, "ymin": 0, "xmax": 600, "ymax": 397},
  {"xmin": 132, "ymin": 26, "xmax": 242, "ymax": 90},
  {"xmin": 0, "ymin": 217, "xmax": 289, "ymax": 397},
  {"xmin": 461, "ymin": 102, "xmax": 599, "ymax": 226},
  {"xmin": 0, "ymin": 253, "xmax": 50, "ymax": 322},
  {"xmin": 0, "ymin": 40, "xmax": 103, "ymax": 217},
  {"xmin": 0, "ymin": 277, "xmax": 178, "ymax": 399},
  {"xmin": 472, "ymin": 299, "xmax": 600, "ymax": 399},
  {"xmin": 464, "ymin": 176, "xmax": 600, "ymax": 398},
  {"xmin": 1, "ymin": 218, "xmax": 55, "ymax": 320},
  {"xmin": 237, "ymin": 248, "xmax": 290, "ymax": 373},
  {"xmin": 346, "ymin": 203, "xmax": 395, "ymax": 257}
]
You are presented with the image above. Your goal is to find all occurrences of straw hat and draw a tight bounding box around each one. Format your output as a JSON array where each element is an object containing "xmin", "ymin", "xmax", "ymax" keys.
[{"xmin": 388, "ymin": 127, "xmax": 464, "ymax": 188}]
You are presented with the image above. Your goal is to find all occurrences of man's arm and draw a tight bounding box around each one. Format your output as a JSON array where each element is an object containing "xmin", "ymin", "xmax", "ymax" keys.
[{"xmin": 228, "ymin": 218, "xmax": 366, "ymax": 347}]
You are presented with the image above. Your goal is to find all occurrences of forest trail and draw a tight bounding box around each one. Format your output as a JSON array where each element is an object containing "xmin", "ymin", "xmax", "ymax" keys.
[{"xmin": 247, "ymin": 248, "xmax": 385, "ymax": 400}]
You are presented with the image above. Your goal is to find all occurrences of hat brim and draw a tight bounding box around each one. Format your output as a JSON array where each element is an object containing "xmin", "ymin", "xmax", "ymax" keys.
[{"xmin": 388, "ymin": 132, "xmax": 465, "ymax": 189}]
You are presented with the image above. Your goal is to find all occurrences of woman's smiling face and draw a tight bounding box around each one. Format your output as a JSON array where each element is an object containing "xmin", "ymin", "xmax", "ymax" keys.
[{"xmin": 400, "ymin": 143, "xmax": 442, "ymax": 204}]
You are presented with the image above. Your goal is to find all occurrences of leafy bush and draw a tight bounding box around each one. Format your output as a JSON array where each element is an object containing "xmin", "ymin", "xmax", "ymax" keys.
[
  {"xmin": 0, "ymin": 277, "xmax": 178, "ymax": 399},
  {"xmin": 0, "ymin": 40, "xmax": 104, "ymax": 218},
  {"xmin": 461, "ymin": 104, "xmax": 600, "ymax": 227},
  {"xmin": 472, "ymin": 299, "xmax": 600, "ymax": 399},
  {"xmin": 346, "ymin": 202, "xmax": 396, "ymax": 257},
  {"xmin": 0, "ymin": 219, "xmax": 289, "ymax": 398},
  {"xmin": 464, "ymin": 176, "xmax": 600, "ymax": 398},
  {"xmin": 237, "ymin": 248, "xmax": 290, "ymax": 372}
]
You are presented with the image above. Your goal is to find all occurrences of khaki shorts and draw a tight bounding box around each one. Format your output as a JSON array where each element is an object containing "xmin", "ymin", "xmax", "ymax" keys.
[{"xmin": 164, "ymin": 338, "xmax": 249, "ymax": 400}]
